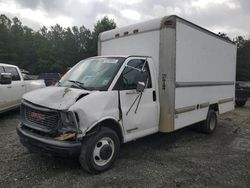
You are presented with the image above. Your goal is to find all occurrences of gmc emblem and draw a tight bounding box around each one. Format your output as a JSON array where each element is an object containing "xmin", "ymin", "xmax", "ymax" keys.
[{"xmin": 30, "ymin": 112, "xmax": 45, "ymax": 121}]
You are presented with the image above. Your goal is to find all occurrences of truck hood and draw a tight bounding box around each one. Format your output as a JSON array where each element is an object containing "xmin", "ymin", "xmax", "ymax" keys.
[{"xmin": 23, "ymin": 86, "xmax": 91, "ymax": 110}]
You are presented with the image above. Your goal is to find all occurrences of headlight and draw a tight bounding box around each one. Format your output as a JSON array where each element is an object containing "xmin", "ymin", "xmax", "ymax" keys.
[{"xmin": 59, "ymin": 111, "xmax": 78, "ymax": 131}]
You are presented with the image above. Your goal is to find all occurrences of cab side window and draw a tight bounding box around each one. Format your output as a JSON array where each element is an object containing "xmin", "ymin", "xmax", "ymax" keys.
[
  {"xmin": 4, "ymin": 67, "xmax": 21, "ymax": 81},
  {"xmin": 114, "ymin": 59, "xmax": 152, "ymax": 90}
]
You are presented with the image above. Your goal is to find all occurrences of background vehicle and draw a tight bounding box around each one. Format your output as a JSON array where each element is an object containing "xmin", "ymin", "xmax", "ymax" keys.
[
  {"xmin": 235, "ymin": 81, "xmax": 250, "ymax": 107},
  {"xmin": 38, "ymin": 73, "xmax": 61, "ymax": 86},
  {"xmin": 0, "ymin": 63, "xmax": 45, "ymax": 113},
  {"xmin": 20, "ymin": 69, "xmax": 39, "ymax": 81},
  {"xmin": 17, "ymin": 15, "xmax": 236, "ymax": 173}
]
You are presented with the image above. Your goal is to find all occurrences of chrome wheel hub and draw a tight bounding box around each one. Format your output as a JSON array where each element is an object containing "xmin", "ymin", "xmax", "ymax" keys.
[
  {"xmin": 209, "ymin": 114, "xmax": 216, "ymax": 130},
  {"xmin": 93, "ymin": 137, "xmax": 115, "ymax": 166}
]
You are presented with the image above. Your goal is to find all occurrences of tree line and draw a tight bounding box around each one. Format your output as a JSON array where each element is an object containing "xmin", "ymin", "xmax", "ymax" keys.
[
  {"xmin": 0, "ymin": 14, "xmax": 250, "ymax": 81},
  {"xmin": 235, "ymin": 36, "xmax": 250, "ymax": 81},
  {"xmin": 0, "ymin": 14, "xmax": 116, "ymax": 74}
]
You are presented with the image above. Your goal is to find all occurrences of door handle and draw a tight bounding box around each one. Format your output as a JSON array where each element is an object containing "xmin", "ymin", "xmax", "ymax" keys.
[
  {"xmin": 152, "ymin": 90, "xmax": 156, "ymax": 101},
  {"xmin": 21, "ymin": 85, "xmax": 25, "ymax": 87},
  {"xmin": 126, "ymin": 90, "xmax": 138, "ymax": 95},
  {"xmin": 7, "ymin": 86, "xmax": 12, "ymax": 88}
]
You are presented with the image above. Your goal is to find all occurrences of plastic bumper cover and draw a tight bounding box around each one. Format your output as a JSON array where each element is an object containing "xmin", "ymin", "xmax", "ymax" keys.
[{"xmin": 17, "ymin": 124, "xmax": 81, "ymax": 158}]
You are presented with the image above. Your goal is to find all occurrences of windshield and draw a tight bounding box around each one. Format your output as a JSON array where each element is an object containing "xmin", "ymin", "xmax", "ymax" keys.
[{"xmin": 59, "ymin": 57, "xmax": 125, "ymax": 90}]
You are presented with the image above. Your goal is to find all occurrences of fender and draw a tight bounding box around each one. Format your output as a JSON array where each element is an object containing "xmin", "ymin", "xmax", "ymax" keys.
[{"xmin": 85, "ymin": 116, "xmax": 125, "ymax": 141}]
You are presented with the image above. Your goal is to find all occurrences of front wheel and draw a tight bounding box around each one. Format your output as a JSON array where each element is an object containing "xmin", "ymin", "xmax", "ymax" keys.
[{"xmin": 79, "ymin": 127, "xmax": 120, "ymax": 174}]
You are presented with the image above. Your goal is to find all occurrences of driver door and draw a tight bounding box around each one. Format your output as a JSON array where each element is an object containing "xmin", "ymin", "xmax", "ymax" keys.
[{"xmin": 113, "ymin": 57, "xmax": 159, "ymax": 141}]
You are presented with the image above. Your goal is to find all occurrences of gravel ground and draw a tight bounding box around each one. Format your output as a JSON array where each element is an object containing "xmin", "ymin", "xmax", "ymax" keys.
[{"xmin": 0, "ymin": 102, "xmax": 250, "ymax": 188}]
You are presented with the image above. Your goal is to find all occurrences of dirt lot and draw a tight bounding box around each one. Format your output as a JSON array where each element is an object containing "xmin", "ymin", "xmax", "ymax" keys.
[{"xmin": 0, "ymin": 103, "xmax": 250, "ymax": 188}]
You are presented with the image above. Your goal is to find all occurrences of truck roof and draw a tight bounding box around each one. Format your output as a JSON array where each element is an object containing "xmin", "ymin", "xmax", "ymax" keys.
[
  {"xmin": 0, "ymin": 63, "xmax": 18, "ymax": 68},
  {"xmin": 92, "ymin": 55, "xmax": 151, "ymax": 58},
  {"xmin": 100, "ymin": 15, "xmax": 235, "ymax": 45}
]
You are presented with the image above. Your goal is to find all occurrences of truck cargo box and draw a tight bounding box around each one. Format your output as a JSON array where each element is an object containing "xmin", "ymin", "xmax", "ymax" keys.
[{"xmin": 99, "ymin": 15, "xmax": 237, "ymax": 132}]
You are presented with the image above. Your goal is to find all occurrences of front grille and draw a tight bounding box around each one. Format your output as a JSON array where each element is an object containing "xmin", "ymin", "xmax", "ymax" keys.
[{"xmin": 22, "ymin": 102, "xmax": 59, "ymax": 131}]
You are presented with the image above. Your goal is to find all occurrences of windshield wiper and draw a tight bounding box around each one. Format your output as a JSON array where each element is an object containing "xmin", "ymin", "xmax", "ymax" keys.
[{"xmin": 68, "ymin": 80, "xmax": 87, "ymax": 90}]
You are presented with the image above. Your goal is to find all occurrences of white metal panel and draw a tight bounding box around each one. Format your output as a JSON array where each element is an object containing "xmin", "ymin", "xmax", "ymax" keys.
[
  {"xmin": 100, "ymin": 17, "xmax": 162, "ymax": 41},
  {"xmin": 174, "ymin": 20, "xmax": 236, "ymax": 130},
  {"xmin": 175, "ymin": 85, "xmax": 234, "ymax": 129},
  {"xmin": 101, "ymin": 31, "xmax": 160, "ymax": 75},
  {"xmin": 175, "ymin": 100, "xmax": 234, "ymax": 130},
  {"xmin": 175, "ymin": 108, "xmax": 208, "ymax": 130},
  {"xmin": 175, "ymin": 85, "xmax": 234, "ymax": 108},
  {"xmin": 175, "ymin": 21, "xmax": 236, "ymax": 82}
]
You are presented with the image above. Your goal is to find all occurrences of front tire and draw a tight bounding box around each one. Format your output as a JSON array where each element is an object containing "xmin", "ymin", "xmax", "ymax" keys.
[
  {"xmin": 79, "ymin": 127, "xmax": 120, "ymax": 174},
  {"xmin": 200, "ymin": 109, "xmax": 217, "ymax": 134}
]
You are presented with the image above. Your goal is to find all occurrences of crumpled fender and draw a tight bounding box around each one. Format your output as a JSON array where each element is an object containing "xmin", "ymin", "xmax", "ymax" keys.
[{"xmin": 69, "ymin": 90, "xmax": 121, "ymax": 134}]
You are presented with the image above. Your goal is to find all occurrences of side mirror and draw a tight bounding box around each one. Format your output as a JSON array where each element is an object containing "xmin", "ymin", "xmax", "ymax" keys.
[
  {"xmin": 0, "ymin": 73, "xmax": 12, "ymax": 85},
  {"xmin": 136, "ymin": 81, "xmax": 145, "ymax": 92}
]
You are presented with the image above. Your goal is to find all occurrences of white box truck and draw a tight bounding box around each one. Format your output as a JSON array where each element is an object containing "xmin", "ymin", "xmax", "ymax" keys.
[{"xmin": 17, "ymin": 15, "xmax": 237, "ymax": 173}]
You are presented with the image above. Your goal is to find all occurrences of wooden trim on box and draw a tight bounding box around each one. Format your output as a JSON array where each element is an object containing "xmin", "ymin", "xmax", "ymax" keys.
[
  {"xmin": 175, "ymin": 105, "xmax": 196, "ymax": 114},
  {"xmin": 176, "ymin": 81, "xmax": 234, "ymax": 88},
  {"xmin": 218, "ymin": 98, "xmax": 234, "ymax": 104},
  {"xmin": 200, "ymin": 102, "xmax": 210, "ymax": 109}
]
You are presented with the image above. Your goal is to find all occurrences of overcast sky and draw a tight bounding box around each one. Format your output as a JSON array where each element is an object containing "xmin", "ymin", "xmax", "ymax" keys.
[{"xmin": 0, "ymin": 0, "xmax": 249, "ymax": 38}]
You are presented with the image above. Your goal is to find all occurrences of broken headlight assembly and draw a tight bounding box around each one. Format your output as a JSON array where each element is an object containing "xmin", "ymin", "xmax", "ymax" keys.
[
  {"xmin": 55, "ymin": 111, "xmax": 82, "ymax": 141},
  {"xmin": 59, "ymin": 111, "xmax": 79, "ymax": 133}
]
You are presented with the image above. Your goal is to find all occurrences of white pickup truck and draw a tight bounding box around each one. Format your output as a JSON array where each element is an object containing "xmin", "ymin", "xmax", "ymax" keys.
[
  {"xmin": 0, "ymin": 63, "xmax": 45, "ymax": 113},
  {"xmin": 17, "ymin": 15, "xmax": 236, "ymax": 173}
]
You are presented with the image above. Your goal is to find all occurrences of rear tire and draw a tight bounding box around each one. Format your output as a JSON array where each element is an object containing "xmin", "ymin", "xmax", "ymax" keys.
[
  {"xmin": 79, "ymin": 127, "xmax": 120, "ymax": 174},
  {"xmin": 200, "ymin": 109, "xmax": 217, "ymax": 134},
  {"xmin": 235, "ymin": 100, "xmax": 246, "ymax": 107}
]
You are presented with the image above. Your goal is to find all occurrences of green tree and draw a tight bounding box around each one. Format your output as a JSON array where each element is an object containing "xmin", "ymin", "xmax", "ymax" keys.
[
  {"xmin": 91, "ymin": 16, "xmax": 116, "ymax": 56},
  {"xmin": 236, "ymin": 38, "xmax": 250, "ymax": 81},
  {"xmin": 234, "ymin": 36, "xmax": 245, "ymax": 48},
  {"xmin": 0, "ymin": 14, "xmax": 117, "ymax": 74},
  {"xmin": 0, "ymin": 14, "xmax": 12, "ymax": 63}
]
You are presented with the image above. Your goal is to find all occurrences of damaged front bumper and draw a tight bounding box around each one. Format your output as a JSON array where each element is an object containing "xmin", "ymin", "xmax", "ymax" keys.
[{"xmin": 17, "ymin": 124, "xmax": 82, "ymax": 158}]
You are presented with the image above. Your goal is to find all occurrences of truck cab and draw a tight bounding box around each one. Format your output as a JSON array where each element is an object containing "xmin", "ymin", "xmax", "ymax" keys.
[{"xmin": 17, "ymin": 55, "xmax": 159, "ymax": 173}]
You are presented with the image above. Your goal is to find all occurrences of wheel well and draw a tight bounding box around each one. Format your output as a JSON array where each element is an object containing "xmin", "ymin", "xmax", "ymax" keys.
[
  {"xmin": 87, "ymin": 119, "xmax": 124, "ymax": 143},
  {"xmin": 101, "ymin": 119, "xmax": 124, "ymax": 143},
  {"xmin": 209, "ymin": 103, "xmax": 219, "ymax": 112}
]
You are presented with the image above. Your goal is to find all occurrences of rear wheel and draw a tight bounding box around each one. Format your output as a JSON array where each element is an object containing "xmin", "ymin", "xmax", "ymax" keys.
[
  {"xmin": 200, "ymin": 109, "xmax": 217, "ymax": 134},
  {"xmin": 235, "ymin": 100, "xmax": 246, "ymax": 107},
  {"xmin": 79, "ymin": 127, "xmax": 120, "ymax": 174}
]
